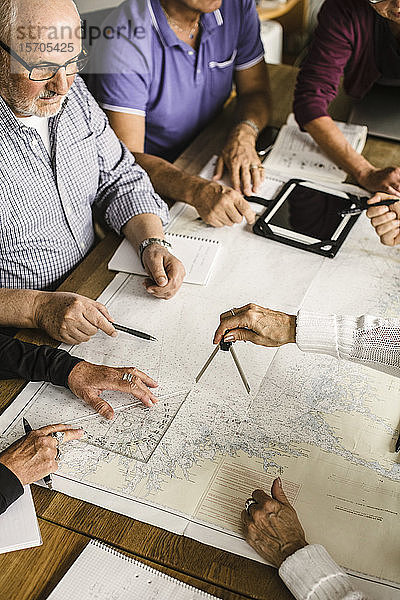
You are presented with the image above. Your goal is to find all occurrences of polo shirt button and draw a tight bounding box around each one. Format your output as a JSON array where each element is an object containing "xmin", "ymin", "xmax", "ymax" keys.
[
  {"xmin": 197, "ymin": 69, "xmax": 201, "ymax": 73},
  {"xmin": 188, "ymin": 51, "xmax": 194, "ymax": 56},
  {"xmin": 80, "ymin": 242, "xmax": 85, "ymax": 250}
]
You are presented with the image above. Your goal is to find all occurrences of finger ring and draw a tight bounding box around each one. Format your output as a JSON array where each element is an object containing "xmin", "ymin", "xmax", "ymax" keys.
[
  {"xmin": 122, "ymin": 372, "xmax": 133, "ymax": 383},
  {"xmin": 51, "ymin": 431, "xmax": 65, "ymax": 447},
  {"xmin": 55, "ymin": 447, "xmax": 62, "ymax": 462},
  {"xmin": 230, "ymin": 308, "xmax": 235, "ymax": 316},
  {"xmin": 250, "ymin": 163, "xmax": 261, "ymax": 170},
  {"xmin": 245, "ymin": 498, "xmax": 257, "ymax": 515}
]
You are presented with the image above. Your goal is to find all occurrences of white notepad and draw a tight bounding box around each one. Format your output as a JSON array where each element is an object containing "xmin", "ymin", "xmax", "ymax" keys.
[
  {"xmin": 47, "ymin": 539, "xmax": 221, "ymax": 600},
  {"xmin": 108, "ymin": 233, "xmax": 220, "ymax": 286},
  {"xmin": 0, "ymin": 485, "xmax": 42, "ymax": 554}
]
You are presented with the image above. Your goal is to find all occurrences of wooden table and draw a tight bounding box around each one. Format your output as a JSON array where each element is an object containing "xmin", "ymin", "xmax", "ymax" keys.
[{"xmin": 0, "ymin": 64, "xmax": 399, "ymax": 600}]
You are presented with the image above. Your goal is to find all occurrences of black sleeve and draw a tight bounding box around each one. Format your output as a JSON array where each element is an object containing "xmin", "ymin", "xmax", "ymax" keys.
[
  {"xmin": 0, "ymin": 334, "xmax": 83, "ymax": 388},
  {"xmin": 0, "ymin": 462, "xmax": 24, "ymax": 514}
]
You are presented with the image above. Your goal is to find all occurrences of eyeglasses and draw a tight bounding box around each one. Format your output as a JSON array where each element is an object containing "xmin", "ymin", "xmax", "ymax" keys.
[
  {"xmin": 368, "ymin": 0, "xmax": 386, "ymax": 4},
  {"xmin": 0, "ymin": 40, "xmax": 88, "ymax": 81}
]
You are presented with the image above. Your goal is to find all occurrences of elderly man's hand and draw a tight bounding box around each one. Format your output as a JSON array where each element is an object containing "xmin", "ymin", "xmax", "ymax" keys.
[
  {"xmin": 193, "ymin": 181, "xmax": 256, "ymax": 228},
  {"xmin": 358, "ymin": 166, "xmax": 400, "ymax": 196},
  {"xmin": 33, "ymin": 291, "xmax": 117, "ymax": 344},
  {"xmin": 213, "ymin": 125, "xmax": 264, "ymax": 197},
  {"xmin": 0, "ymin": 424, "xmax": 83, "ymax": 486},
  {"xmin": 366, "ymin": 194, "xmax": 400, "ymax": 246},
  {"xmin": 241, "ymin": 479, "xmax": 307, "ymax": 568},
  {"xmin": 68, "ymin": 362, "xmax": 159, "ymax": 419},
  {"xmin": 213, "ymin": 304, "xmax": 296, "ymax": 347},
  {"xmin": 142, "ymin": 245, "xmax": 185, "ymax": 299}
]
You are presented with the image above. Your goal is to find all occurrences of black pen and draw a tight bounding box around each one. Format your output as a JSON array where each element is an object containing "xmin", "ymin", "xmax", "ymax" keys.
[
  {"xmin": 113, "ymin": 323, "xmax": 157, "ymax": 341},
  {"xmin": 395, "ymin": 432, "xmax": 400, "ymax": 453},
  {"xmin": 340, "ymin": 197, "xmax": 399, "ymax": 217},
  {"xmin": 23, "ymin": 417, "xmax": 53, "ymax": 490}
]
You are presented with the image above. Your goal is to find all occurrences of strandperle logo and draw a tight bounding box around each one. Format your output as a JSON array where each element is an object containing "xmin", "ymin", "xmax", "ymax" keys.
[{"xmin": 14, "ymin": 20, "xmax": 146, "ymax": 47}]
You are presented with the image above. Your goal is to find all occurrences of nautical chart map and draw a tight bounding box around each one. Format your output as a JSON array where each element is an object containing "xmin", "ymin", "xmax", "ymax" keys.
[{"xmin": 1, "ymin": 183, "xmax": 400, "ymax": 592}]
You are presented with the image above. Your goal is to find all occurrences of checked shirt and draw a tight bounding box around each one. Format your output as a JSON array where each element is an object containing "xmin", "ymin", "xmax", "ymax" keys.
[{"xmin": 0, "ymin": 76, "xmax": 169, "ymax": 290}]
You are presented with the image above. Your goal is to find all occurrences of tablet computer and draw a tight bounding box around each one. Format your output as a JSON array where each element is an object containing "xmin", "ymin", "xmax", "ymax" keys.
[{"xmin": 252, "ymin": 179, "xmax": 360, "ymax": 258}]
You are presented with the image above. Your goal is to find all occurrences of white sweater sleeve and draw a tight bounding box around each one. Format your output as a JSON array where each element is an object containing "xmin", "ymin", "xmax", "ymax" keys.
[
  {"xmin": 279, "ymin": 545, "xmax": 368, "ymax": 600},
  {"xmin": 296, "ymin": 311, "xmax": 400, "ymax": 377}
]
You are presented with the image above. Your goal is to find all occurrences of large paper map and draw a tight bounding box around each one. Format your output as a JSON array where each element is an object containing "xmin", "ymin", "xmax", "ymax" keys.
[{"xmin": 1, "ymin": 189, "xmax": 399, "ymax": 595}]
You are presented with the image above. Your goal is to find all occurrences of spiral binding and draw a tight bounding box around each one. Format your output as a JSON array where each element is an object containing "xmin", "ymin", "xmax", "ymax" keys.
[
  {"xmin": 167, "ymin": 232, "xmax": 219, "ymax": 244},
  {"xmin": 90, "ymin": 540, "xmax": 220, "ymax": 599}
]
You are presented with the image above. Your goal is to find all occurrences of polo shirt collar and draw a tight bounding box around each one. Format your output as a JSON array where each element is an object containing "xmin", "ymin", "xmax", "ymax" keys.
[{"xmin": 148, "ymin": 0, "xmax": 223, "ymax": 47}]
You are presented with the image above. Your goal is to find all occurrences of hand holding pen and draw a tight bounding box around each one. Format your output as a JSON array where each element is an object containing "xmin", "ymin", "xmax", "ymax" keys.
[
  {"xmin": 366, "ymin": 193, "xmax": 400, "ymax": 247},
  {"xmin": 340, "ymin": 196, "xmax": 399, "ymax": 217},
  {"xmin": 0, "ymin": 422, "xmax": 84, "ymax": 490}
]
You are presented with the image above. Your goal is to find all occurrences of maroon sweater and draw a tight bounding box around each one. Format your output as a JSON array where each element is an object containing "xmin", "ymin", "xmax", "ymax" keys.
[{"xmin": 294, "ymin": 0, "xmax": 380, "ymax": 128}]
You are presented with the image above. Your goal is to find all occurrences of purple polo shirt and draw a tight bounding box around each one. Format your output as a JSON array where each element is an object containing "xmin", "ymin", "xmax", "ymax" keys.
[
  {"xmin": 294, "ymin": 0, "xmax": 380, "ymax": 129},
  {"xmin": 88, "ymin": 0, "xmax": 264, "ymax": 162}
]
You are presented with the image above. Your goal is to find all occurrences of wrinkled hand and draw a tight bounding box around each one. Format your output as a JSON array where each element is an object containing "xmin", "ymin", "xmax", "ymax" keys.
[
  {"xmin": 0, "ymin": 423, "xmax": 83, "ymax": 486},
  {"xmin": 142, "ymin": 244, "xmax": 185, "ymax": 299},
  {"xmin": 358, "ymin": 166, "xmax": 400, "ymax": 196},
  {"xmin": 213, "ymin": 125, "xmax": 264, "ymax": 196},
  {"xmin": 241, "ymin": 479, "xmax": 307, "ymax": 568},
  {"xmin": 33, "ymin": 291, "xmax": 117, "ymax": 344},
  {"xmin": 366, "ymin": 194, "xmax": 400, "ymax": 246},
  {"xmin": 68, "ymin": 362, "xmax": 159, "ymax": 418},
  {"xmin": 213, "ymin": 304, "xmax": 296, "ymax": 347},
  {"xmin": 194, "ymin": 181, "xmax": 255, "ymax": 227}
]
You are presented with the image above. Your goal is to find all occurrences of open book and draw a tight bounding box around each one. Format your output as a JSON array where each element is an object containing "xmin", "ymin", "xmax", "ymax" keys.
[{"xmin": 264, "ymin": 113, "xmax": 368, "ymax": 184}]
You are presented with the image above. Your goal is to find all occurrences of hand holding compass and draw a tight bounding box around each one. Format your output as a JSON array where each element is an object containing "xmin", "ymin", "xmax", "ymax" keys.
[{"xmin": 196, "ymin": 308, "xmax": 251, "ymax": 394}]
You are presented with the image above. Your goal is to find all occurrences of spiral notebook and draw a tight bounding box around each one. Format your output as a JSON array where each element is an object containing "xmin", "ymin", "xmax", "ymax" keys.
[
  {"xmin": 108, "ymin": 233, "xmax": 220, "ymax": 286},
  {"xmin": 47, "ymin": 539, "xmax": 220, "ymax": 600}
]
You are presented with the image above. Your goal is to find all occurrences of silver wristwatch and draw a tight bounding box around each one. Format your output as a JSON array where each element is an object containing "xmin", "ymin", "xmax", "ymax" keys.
[{"xmin": 139, "ymin": 237, "xmax": 172, "ymax": 268}]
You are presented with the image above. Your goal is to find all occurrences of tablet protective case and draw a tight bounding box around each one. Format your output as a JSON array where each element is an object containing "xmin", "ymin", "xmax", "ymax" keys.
[{"xmin": 252, "ymin": 179, "xmax": 361, "ymax": 259}]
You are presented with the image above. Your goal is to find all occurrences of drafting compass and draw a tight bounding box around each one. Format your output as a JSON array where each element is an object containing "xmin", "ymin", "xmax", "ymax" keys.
[{"xmin": 196, "ymin": 340, "xmax": 250, "ymax": 394}]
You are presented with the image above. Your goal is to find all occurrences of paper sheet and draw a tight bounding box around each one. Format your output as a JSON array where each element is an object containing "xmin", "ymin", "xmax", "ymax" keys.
[
  {"xmin": 0, "ymin": 485, "xmax": 41, "ymax": 554},
  {"xmin": 264, "ymin": 114, "xmax": 368, "ymax": 184}
]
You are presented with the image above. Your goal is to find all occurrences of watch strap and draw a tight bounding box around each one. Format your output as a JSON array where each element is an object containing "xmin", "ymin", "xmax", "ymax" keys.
[{"xmin": 139, "ymin": 237, "xmax": 172, "ymax": 268}]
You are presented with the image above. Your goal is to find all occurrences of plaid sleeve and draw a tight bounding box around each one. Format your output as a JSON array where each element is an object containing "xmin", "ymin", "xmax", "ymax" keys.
[{"xmin": 76, "ymin": 78, "xmax": 169, "ymax": 233}]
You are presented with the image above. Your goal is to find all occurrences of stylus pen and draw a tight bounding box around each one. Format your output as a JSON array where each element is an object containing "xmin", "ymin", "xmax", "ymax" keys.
[
  {"xmin": 113, "ymin": 323, "xmax": 157, "ymax": 341},
  {"xmin": 23, "ymin": 417, "xmax": 53, "ymax": 490},
  {"xmin": 395, "ymin": 432, "xmax": 400, "ymax": 453},
  {"xmin": 340, "ymin": 197, "xmax": 399, "ymax": 217}
]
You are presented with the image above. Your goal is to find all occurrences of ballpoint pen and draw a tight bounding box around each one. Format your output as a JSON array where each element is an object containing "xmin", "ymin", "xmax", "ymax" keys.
[
  {"xmin": 340, "ymin": 197, "xmax": 399, "ymax": 217},
  {"xmin": 23, "ymin": 417, "xmax": 53, "ymax": 490},
  {"xmin": 113, "ymin": 323, "xmax": 157, "ymax": 341}
]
